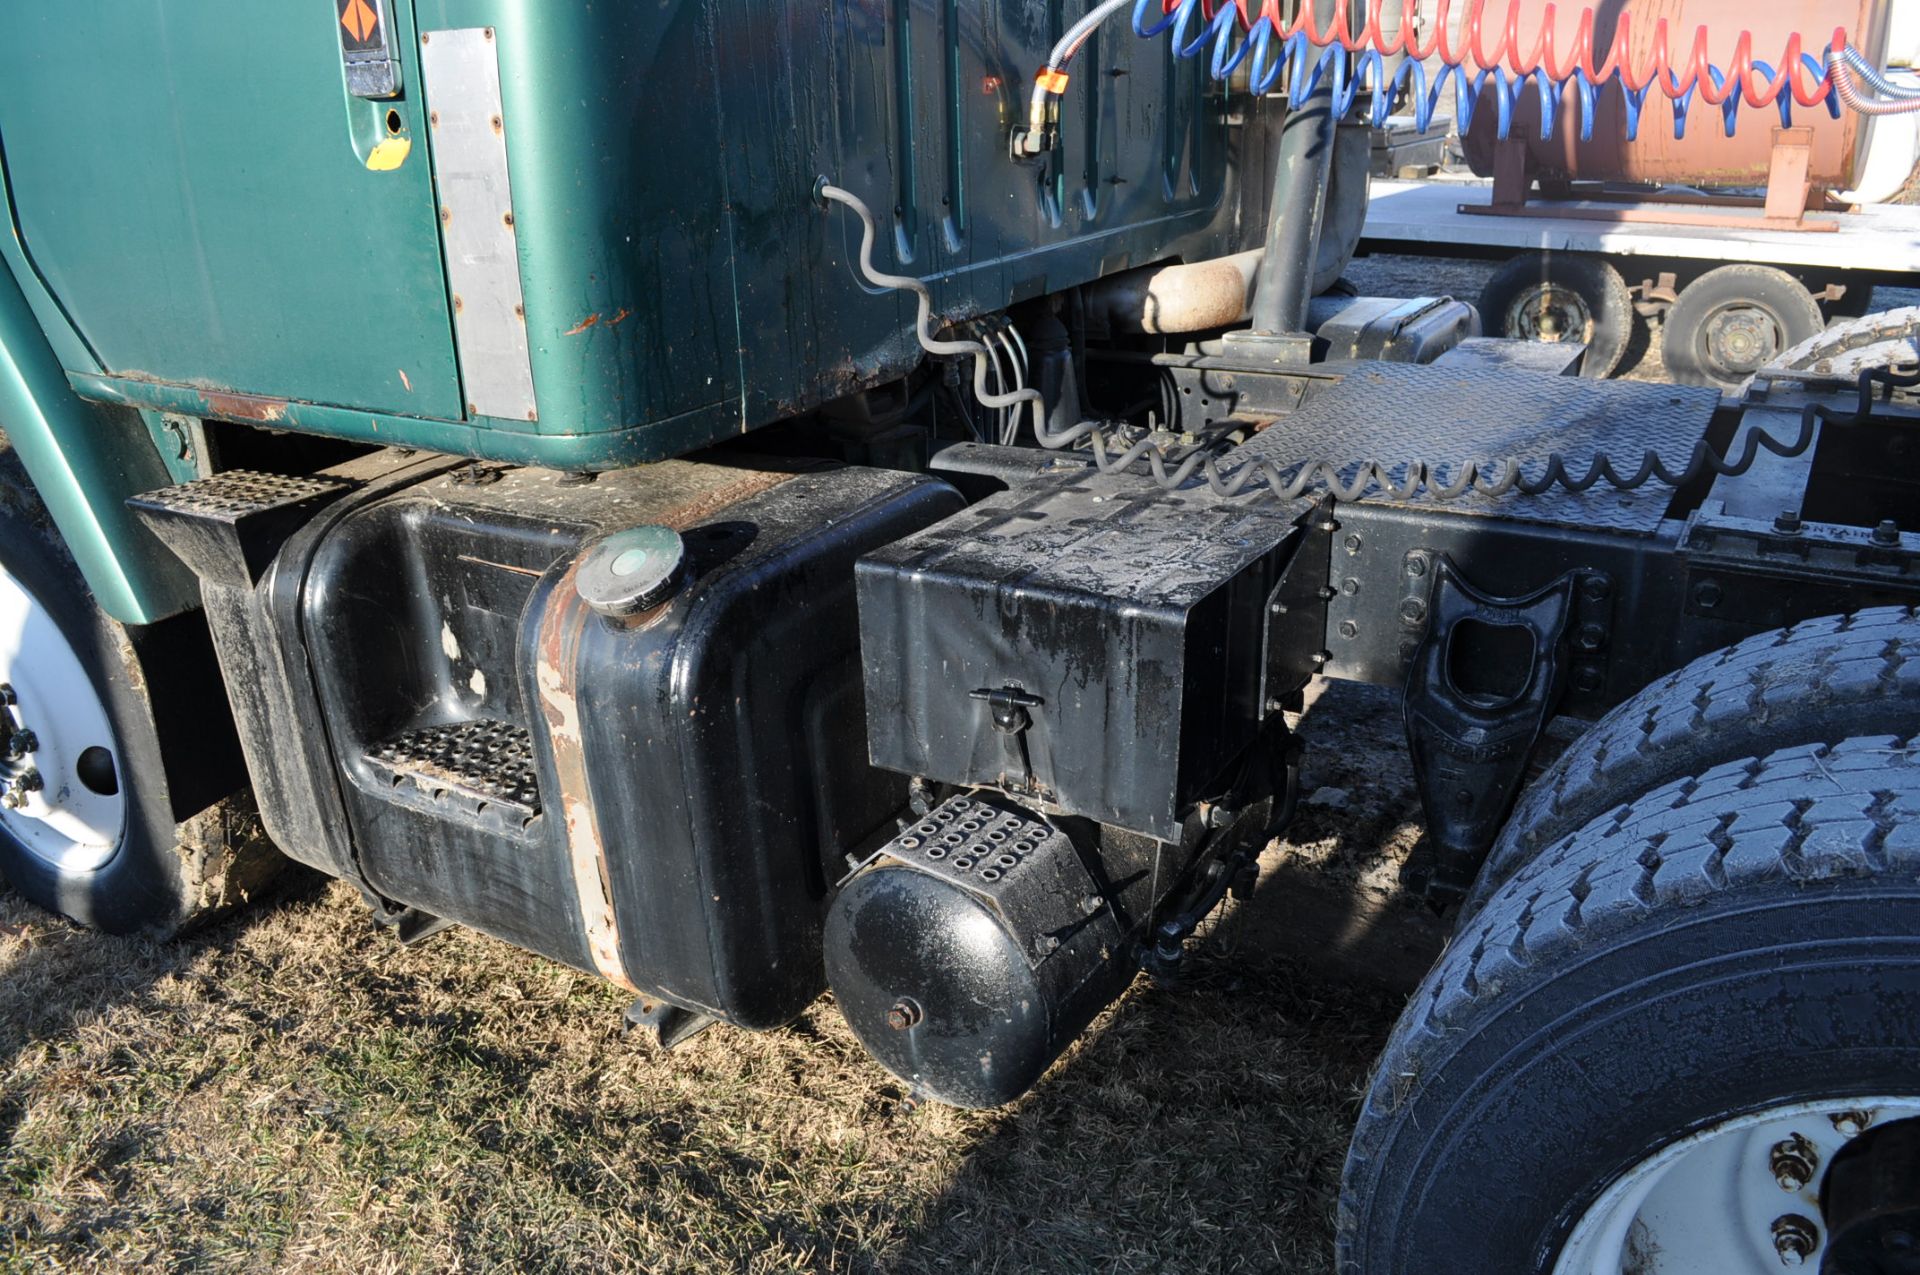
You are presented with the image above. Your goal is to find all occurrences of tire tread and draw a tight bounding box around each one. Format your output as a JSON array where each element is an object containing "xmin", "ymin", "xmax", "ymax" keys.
[
  {"xmin": 1339, "ymin": 739, "xmax": 1920, "ymax": 1271},
  {"xmin": 1475, "ymin": 606, "xmax": 1920, "ymax": 910}
]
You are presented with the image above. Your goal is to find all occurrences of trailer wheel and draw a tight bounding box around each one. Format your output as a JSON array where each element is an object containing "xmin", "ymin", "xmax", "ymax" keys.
[
  {"xmin": 1479, "ymin": 252, "xmax": 1633, "ymax": 378},
  {"xmin": 1338, "ymin": 738, "xmax": 1920, "ymax": 1274},
  {"xmin": 1663, "ymin": 264, "xmax": 1824, "ymax": 391},
  {"xmin": 1467, "ymin": 606, "xmax": 1920, "ymax": 915},
  {"xmin": 0, "ymin": 470, "xmax": 280, "ymax": 937}
]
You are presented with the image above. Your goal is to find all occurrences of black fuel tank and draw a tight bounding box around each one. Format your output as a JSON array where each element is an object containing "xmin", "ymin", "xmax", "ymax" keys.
[{"xmin": 141, "ymin": 455, "xmax": 961, "ymax": 1030}]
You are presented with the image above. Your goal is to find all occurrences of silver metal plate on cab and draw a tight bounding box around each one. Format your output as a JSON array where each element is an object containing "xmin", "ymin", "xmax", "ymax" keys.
[{"xmin": 420, "ymin": 27, "xmax": 537, "ymax": 423}]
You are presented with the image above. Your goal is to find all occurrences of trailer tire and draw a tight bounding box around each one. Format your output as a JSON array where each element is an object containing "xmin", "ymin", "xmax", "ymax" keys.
[
  {"xmin": 0, "ymin": 461, "xmax": 280, "ymax": 938},
  {"xmin": 1467, "ymin": 606, "xmax": 1920, "ymax": 915},
  {"xmin": 1338, "ymin": 738, "xmax": 1920, "ymax": 1274},
  {"xmin": 1663, "ymin": 264, "xmax": 1824, "ymax": 391},
  {"xmin": 1758, "ymin": 305, "xmax": 1920, "ymax": 399},
  {"xmin": 1479, "ymin": 252, "xmax": 1633, "ymax": 377}
]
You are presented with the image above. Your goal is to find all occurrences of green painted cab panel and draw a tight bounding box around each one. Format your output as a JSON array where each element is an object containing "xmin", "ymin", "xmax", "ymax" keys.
[
  {"xmin": 0, "ymin": 1, "xmax": 462, "ymax": 420},
  {"xmin": 1, "ymin": 1, "xmax": 1272, "ymax": 468}
]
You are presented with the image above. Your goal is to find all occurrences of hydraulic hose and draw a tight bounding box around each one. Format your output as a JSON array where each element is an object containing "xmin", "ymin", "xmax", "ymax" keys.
[
  {"xmin": 819, "ymin": 181, "xmax": 1915, "ymax": 507},
  {"xmin": 1023, "ymin": 0, "xmax": 1920, "ymax": 150},
  {"xmin": 1023, "ymin": 0, "xmax": 1136, "ymax": 154},
  {"xmin": 1830, "ymin": 44, "xmax": 1920, "ymax": 116},
  {"xmin": 1835, "ymin": 44, "xmax": 1920, "ymax": 99}
]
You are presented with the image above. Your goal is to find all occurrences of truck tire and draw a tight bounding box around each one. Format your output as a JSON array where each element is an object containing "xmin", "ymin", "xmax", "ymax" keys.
[
  {"xmin": 1479, "ymin": 252, "xmax": 1633, "ymax": 378},
  {"xmin": 1469, "ymin": 606, "xmax": 1920, "ymax": 915},
  {"xmin": 1664, "ymin": 264, "xmax": 1824, "ymax": 392},
  {"xmin": 0, "ymin": 462, "xmax": 280, "ymax": 937},
  {"xmin": 1338, "ymin": 738, "xmax": 1920, "ymax": 1274},
  {"xmin": 1758, "ymin": 305, "xmax": 1920, "ymax": 399}
]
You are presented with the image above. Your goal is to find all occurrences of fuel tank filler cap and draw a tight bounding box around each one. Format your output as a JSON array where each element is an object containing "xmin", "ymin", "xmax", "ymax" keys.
[{"xmin": 577, "ymin": 525, "xmax": 686, "ymax": 619}]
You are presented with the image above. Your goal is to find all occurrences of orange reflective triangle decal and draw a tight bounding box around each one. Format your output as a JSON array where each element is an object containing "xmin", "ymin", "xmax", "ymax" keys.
[{"xmin": 341, "ymin": 0, "xmax": 378, "ymax": 44}]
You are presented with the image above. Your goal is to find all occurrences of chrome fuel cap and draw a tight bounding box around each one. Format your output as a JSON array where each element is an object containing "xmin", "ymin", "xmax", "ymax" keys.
[{"xmin": 577, "ymin": 525, "xmax": 685, "ymax": 619}]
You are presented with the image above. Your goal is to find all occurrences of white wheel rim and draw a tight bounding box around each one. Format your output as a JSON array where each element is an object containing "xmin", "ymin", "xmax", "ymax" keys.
[
  {"xmin": 1555, "ymin": 1098, "xmax": 1920, "ymax": 1274},
  {"xmin": 0, "ymin": 563, "xmax": 126, "ymax": 873}
]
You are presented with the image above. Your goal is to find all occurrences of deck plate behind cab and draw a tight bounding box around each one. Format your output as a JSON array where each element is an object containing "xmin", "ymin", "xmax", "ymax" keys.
[{"xmin": 1233, "ymin": 361, "xmax": 1724, "ymax": 535}]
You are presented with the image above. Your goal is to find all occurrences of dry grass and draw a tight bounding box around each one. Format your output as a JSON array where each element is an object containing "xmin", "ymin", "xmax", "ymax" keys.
[
  {"xmin": 0, "ymin": 877, "xmax": 1402, "ymax": 1274},
  {"xmin": 0, "ymin": 684, "xmax": 1420, "ymax": 1275}
]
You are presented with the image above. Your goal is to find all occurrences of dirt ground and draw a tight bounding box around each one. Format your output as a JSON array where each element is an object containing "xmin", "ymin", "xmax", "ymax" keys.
[{"xmin": 0, "ymin": 680, "xmax": 1420, "ymax": 1275}]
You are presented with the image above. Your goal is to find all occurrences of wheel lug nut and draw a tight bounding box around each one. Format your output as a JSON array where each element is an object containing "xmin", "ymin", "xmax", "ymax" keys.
[
  {"xmin": 1832, "ymin": 1110, "xmax": 1874, "ymax": 1138},
  {"xmin": 1772, "ymin": 1214, "xmax": 1820, "ymax": 1266},
  {"xmin": 4, "ymin": 769, "xmax": 43, "ymax": 808},
  {"xmin": 1770, "ymin": 1134, "xmax": 1819, "ymax": 1191}
]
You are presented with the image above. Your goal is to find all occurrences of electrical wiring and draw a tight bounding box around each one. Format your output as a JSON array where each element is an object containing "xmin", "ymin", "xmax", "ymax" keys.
[{"xmin": 996, "ymin": 329, "xmax": 1030, "ymax": 445}]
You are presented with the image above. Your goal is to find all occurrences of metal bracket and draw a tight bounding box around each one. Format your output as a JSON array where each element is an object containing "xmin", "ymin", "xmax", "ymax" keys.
[
  {"xmin": 1402, "ymin": 557, "xmax": 1582, "ymax": 904},
  {"xmin": 624, "ymin": 998, "xmax": 718, "ymax": 1051},
  {"xmin": 877, "ymin": 792, "xmax": 1122, "ymax": 968},
  {"xmin": 969, "ymin": 685, "xmax": 1045, "ymax": 793},
  {"xmin": 383, "ymin": 906, "xmax": 456, "ymax": 946},
  {"xmin": 1678, "ymin": 502, "xmax": 1920, "ymax": 630},
  {"xmin": 1261, "ymin": 496, "xmax": 1338, "ymax": 711}
]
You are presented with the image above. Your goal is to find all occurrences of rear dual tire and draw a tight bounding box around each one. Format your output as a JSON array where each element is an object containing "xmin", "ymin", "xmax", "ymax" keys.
[
  {"xmin": 1471, "ymin": 606, "xmax": 1920, "ymax": 912},
  {"xmin": 1339, "ymin": 737, "xmax": 1920, "ymax": 1273}
]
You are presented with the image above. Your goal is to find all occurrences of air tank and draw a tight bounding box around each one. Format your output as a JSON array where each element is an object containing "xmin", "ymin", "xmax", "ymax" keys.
[{"xmin": 1462, "ymin": 0, "xmax": 1895, "ymax": 192}]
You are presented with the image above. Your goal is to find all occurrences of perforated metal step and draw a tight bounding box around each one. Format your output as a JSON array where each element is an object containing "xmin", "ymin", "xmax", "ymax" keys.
[
  {"xmin": 131, "ymin": 469, "xmax": 353, "ymax": 521},
  {"xmin": 888, "ymin": 793, "xmax": 1060, "ymax": 888},
  {"xmin": 869, "ymin": 793, "xmax": 1122, "ymax": 967},
  {"xmin": 366, "ymin": 720, "xmax": 541, "ymax": 818}
]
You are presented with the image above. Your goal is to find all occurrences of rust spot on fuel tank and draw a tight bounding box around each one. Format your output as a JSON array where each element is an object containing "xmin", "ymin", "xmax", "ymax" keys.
[
  {"xmin": 564, "ymin": 314, "xmax": 601, "ymax": 337},
  {"xmin": 609, "ymin": 308, "xmax": 632, "ymax": 327},
  {"xmin": 654, "ymin": 469, "xmax": 794, "ymax": 528},
  {"xmin": 524, "ymin": 466, "xmax": 797, "ymax": 992},
  {"xmin": 535, "ymin": 561, "xmax": 638, "ymax": 993}
]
